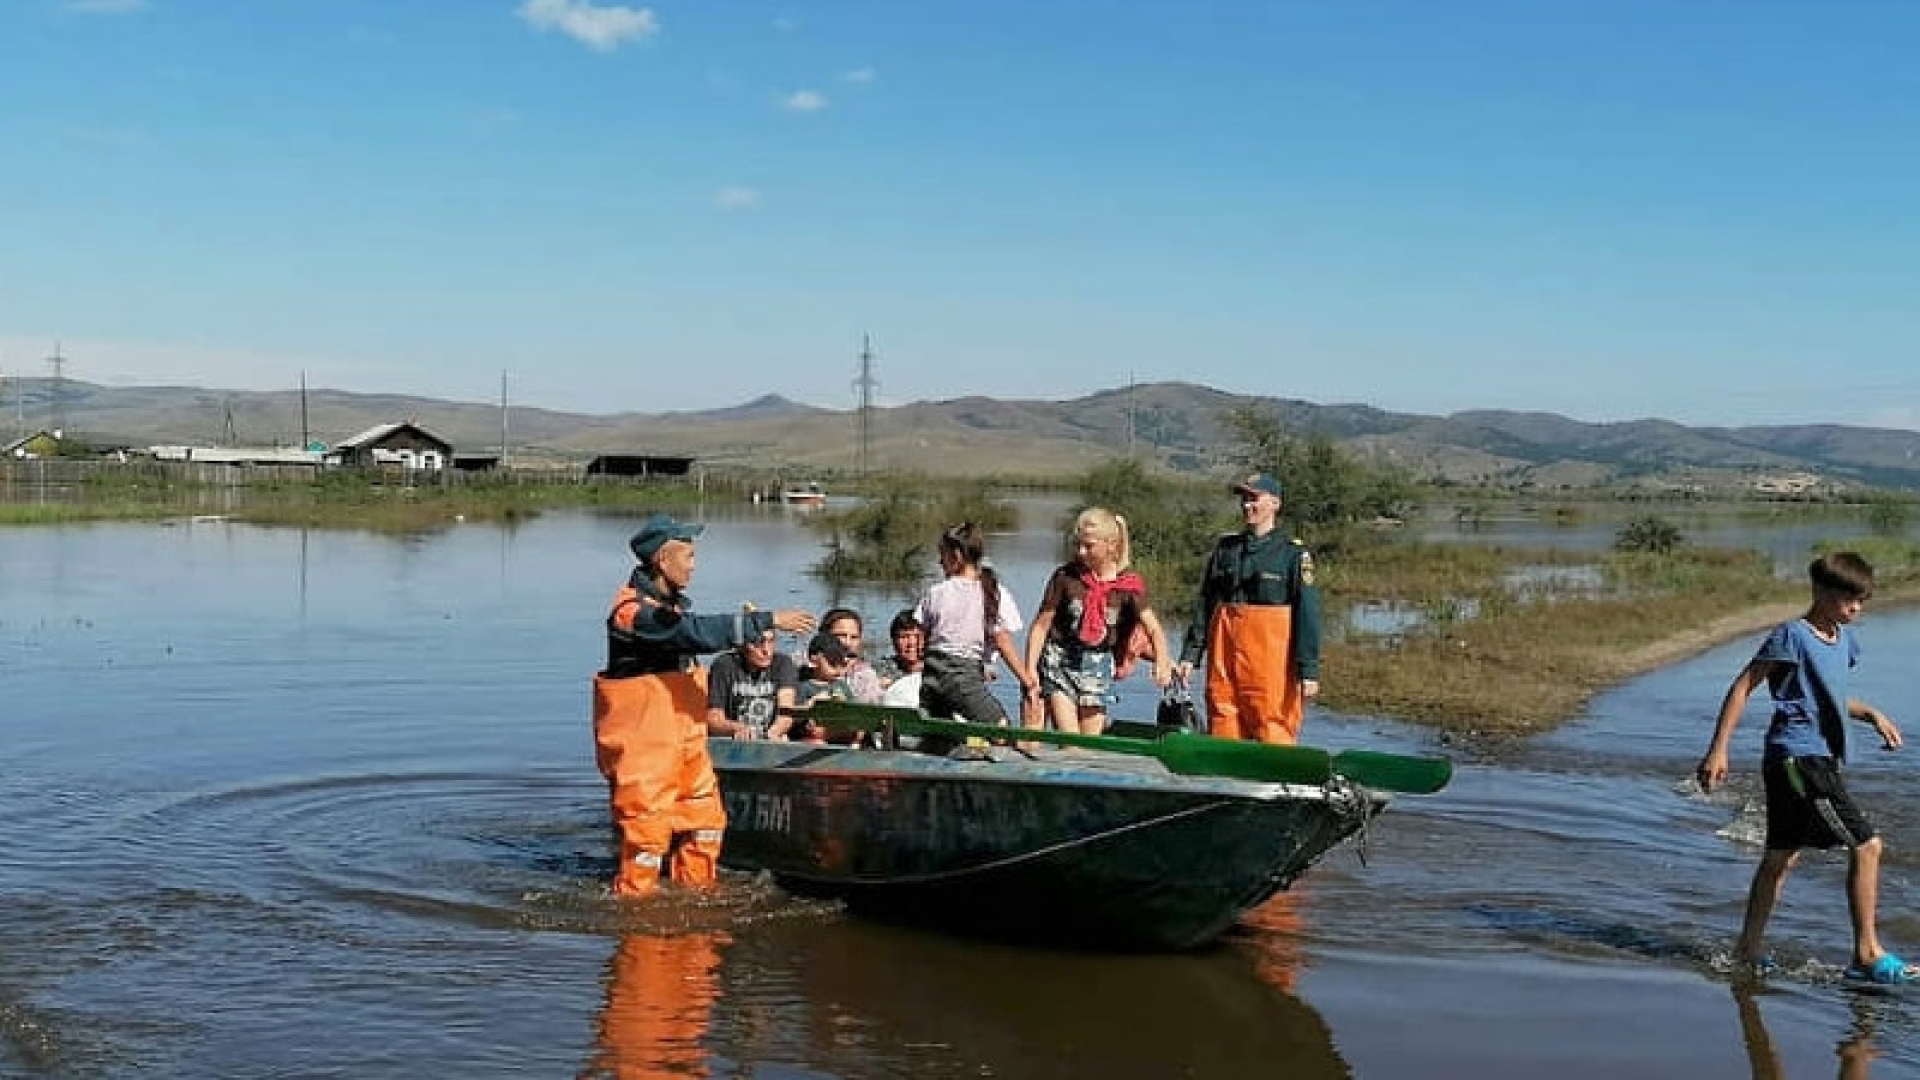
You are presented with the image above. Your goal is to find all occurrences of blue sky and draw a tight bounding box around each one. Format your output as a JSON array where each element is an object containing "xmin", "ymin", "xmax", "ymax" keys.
[{"xmin": 3, "ymin": 1, "xmax": 1916, "ymax": 430}]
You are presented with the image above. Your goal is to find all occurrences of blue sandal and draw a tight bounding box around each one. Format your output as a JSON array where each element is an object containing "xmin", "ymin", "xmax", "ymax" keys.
[{"xmin": 1843, "ymin": 954, "xmax": 1916, "ymax": 986}]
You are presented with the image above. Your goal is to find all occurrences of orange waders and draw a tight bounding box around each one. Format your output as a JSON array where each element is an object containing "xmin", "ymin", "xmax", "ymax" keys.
[
  {"xmin": 1204, "ymin": 602, "xmax": 1305, "ymax": 745},
  {"xmin": 592, "ymin": 668, "xmax": 727, "ymax": 897}
]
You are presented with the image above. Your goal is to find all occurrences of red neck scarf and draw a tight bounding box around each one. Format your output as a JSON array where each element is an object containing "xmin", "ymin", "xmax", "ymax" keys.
[{"xmin": 1078, "ymin": 568, "xmax": 1144, "ymax": 646}]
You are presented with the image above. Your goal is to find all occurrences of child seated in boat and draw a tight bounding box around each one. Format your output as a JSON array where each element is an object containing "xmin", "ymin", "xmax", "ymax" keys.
[
  {"xmin": 792, "ymin": 632, "xmax": 858, "ymax": 742},
  {"xmin": 874, "ymin": 609, "xmax": 926, "ymax": 709},
  {"xmin": 819, "ymin": 607, "xmax": 885, "ymax": 704}
]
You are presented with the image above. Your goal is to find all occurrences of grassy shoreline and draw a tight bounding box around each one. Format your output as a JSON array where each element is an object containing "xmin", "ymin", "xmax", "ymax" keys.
[
  {"xmin": 1313, "ymin": 533, "xmax": 1920, "ymax": 738},
  {"xmin": 1327, "ymin": 577, "xmax": 1920, "ymax": 742}
]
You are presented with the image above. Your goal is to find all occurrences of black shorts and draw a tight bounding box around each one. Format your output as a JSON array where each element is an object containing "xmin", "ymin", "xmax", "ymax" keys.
[{"xmin": 1762, "ymin": 754, "xmax": 1877, "ymax": 851}]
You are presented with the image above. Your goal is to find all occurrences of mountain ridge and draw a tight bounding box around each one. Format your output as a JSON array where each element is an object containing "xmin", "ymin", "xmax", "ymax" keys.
[{"xmin": 10, "ymin": 377, "xmax": 1920, "ymax": 491}]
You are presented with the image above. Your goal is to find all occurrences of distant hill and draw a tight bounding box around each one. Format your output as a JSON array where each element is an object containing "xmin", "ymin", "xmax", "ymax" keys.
[{"xmin": 10, "ymin": 377, "xmax": 1920, "ymax": 492}]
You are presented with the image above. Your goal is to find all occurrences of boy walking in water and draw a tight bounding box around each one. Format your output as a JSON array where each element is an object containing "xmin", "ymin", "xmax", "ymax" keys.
[{"xmin": 1696, "ymin": 551, "xmax": 1913, "ymax": 985}]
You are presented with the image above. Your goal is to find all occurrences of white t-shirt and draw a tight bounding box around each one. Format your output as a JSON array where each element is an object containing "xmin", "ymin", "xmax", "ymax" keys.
[
  {"xmin": 881, "ymin": 671, "xmax": 923, "ymax": 708},
  {"xmin": 915, "ymin": 576, "xmax": 1025, "ymax": 662}
]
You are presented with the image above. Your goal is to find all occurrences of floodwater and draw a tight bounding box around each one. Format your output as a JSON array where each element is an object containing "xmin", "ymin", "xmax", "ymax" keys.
[{"xmin": 4, "ymin": 507, "xmax": 1919, "ymax": 1078}]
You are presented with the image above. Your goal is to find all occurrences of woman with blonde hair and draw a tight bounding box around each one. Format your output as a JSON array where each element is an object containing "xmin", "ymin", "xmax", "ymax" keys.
[{"xmin": 1024, "ymin": 508, "xmax": 1174, "ymax": 734}]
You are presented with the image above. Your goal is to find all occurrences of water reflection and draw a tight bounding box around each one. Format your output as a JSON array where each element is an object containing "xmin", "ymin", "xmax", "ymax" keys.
[
  {"xmin": 1236, "ymin": 892, "xmax": 1309, "ymax": 994},
  {"xmin": 585, "ymin": 931, "xmax": 726, "ymax": 1079},
  {"xmin": 1733, "ymin": 981, "xmax": 1882, "ymax": 1080},
  {"xmin": 578, "ymin": 902, "xmax": 1353, "ymax": 1079}
]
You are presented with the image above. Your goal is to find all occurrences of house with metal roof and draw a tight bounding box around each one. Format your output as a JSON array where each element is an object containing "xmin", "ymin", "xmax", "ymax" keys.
[
  {"xmin": 326, "ymin": 422, "xmax": 454, "ymax": 471},
  {"xmin": 4, "ymin": 430, "xmax": 62, "ymax": 459}
]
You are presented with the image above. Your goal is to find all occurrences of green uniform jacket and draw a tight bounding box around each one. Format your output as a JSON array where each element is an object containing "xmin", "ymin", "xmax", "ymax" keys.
[{"xmin": 1179, "ymin": 529, "xmax": 1322, "ymax": 679}]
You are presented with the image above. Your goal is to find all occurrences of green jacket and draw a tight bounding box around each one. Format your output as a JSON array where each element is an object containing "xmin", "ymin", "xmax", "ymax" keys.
[{"xmin": 1180, "ymin": 529, "xmax": 1322, "ymax": 680}]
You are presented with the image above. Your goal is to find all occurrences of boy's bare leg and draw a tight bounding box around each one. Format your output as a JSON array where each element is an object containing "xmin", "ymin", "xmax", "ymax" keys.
[
  {"xmin": 1736, "ymin": 849, "xmax": 1798, "ymax": 964},
  {"xmin": 1846, "ymin": 836, "xmax": 1886, "ymax": 967}
]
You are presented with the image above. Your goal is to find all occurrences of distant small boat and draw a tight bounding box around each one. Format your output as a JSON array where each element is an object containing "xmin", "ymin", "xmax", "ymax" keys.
[{"xmin": 781, "ymin": 482, "xmax": 827, "ymax": 507}]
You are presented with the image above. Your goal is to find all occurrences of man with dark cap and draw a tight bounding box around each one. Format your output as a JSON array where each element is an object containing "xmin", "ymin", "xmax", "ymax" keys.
[
  {"xmin": 591, "ymin": 512, "xmax": 815, "ymax": 897},
  {"xmin": 1175, "ymin": 473, "xmax": 1322, "ymax": 745}
]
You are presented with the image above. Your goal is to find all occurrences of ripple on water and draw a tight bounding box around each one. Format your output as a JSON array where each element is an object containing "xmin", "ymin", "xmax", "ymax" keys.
[
  {"xmin": 3, "ymin": 766, "xmax": 843, "ymax": 1075},
  {"xmin": 128, "ymin": 767, "xmax": 837, "ymax": 936}
]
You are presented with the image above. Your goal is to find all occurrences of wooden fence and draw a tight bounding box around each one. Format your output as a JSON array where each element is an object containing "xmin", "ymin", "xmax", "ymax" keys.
[{"xmin": 0, "ymin": 458, "xmax": 784, "ymax": 500}]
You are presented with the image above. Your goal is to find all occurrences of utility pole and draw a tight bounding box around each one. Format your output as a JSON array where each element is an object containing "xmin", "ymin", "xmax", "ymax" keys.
[
  {"xmin": 499, "ymin": 369, "xmax": 510, "ymax": 470},
  {"xmin": 1127, "ymin": 372, "xmax": 1137, "ymax": 456},
  {"xmin": 300, "ymin": 370, "xmax": 311, "ymax": 449},
  {"xmin": 852, "ymin": 335, "xmax": 877, "ymax": 477}
]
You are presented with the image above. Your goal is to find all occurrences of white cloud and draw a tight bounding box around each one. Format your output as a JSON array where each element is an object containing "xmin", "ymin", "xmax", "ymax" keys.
[
  {"xmin": 841, "ymin": 67, "xmax": 875, "ymax": 84},
  {"xmin": 781, "ymin": 89, "xmax": 827, "ymax": 113},
  {"xmin": 517, "ymin": 0, "xmax": 659, "ymax": 53},
  {"xmin": 714, "ymin": 186, "xmax": 761, "ymax": 211},
  {"xmin": 60, "ymin": 0, "xmax": 146, "ymax": 13}
]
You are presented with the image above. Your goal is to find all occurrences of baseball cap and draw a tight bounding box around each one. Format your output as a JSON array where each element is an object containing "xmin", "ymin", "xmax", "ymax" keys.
[
  {"xmin": 1232, "ymin": 473, "xmax": 1283, "ymax": 499},
  {"xmin": 628, "ymin": 512, "xmax": 704, "ymax": 563}
]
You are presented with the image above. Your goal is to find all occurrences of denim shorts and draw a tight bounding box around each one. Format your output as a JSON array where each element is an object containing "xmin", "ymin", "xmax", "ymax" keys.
[{"xmin": 1037, "ymin": 639, "xmax": 1114, "ymax": 709}]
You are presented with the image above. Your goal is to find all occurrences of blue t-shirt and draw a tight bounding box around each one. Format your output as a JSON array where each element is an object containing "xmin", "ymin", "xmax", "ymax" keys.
[{"xmin": 1757, "ymin": 619, "xmax": 1859, "ymax": 761}]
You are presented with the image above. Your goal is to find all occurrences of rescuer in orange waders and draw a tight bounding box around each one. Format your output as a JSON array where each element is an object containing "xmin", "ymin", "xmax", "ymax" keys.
[
  {"xmin": 1175, "ymin": 473, "xmax": 1322, "ymax": 745},
  {"xmin": 593, "ymin": 513, "xmax": 815, "ymax": 897}
]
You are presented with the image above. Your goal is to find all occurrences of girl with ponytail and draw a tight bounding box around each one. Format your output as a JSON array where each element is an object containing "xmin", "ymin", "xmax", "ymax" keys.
[{"xmin": 913, "ymin": 522, "xmax": 1036, "ymax": 726}]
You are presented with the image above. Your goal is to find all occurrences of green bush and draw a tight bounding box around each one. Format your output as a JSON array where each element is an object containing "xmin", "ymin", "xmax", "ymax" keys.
[{"xmin": 1614, "ymin": 516, "xmax": 1685, "ymax": 555}]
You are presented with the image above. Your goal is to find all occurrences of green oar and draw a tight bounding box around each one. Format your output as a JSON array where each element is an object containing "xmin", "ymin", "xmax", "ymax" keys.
[
  {"xmin": 1329, "ymin": 749, "xmax": 1452, "ymax": 796},
  {"xmin": 798, "ymin": 701, "xmax": 1450, "ymax": 795}
]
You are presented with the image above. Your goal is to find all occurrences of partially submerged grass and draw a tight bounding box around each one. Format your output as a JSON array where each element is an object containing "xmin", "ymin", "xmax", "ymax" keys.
[
  {"xmin": 2, "ymin": 473, "xmax": 713, "ymax": 532},
  {"xmin": 805, "ymin": 476, "xmax": 1018, "ymax": 586},
  {"xmin": 0, "ymin": 500, "xmax": 189, "ymax": 525},
  {"xmin": 1321, "ymin": 538, "xmax": 1920, "ymax": 736}
]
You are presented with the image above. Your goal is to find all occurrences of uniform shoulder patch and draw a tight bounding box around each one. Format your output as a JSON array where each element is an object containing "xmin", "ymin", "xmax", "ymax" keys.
[{"xmin": 1298, "ymin": 549, "xmax": 1316, "ymax": 586}]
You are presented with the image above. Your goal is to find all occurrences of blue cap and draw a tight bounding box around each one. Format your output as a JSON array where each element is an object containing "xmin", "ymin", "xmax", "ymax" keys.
[
  {"xmin": 1232, "ymin": 472, "xmax": 1283, "ymax": 499},
  {"xmin": 629, "ymin": 512, "xmax": 704, "ymax": 563},
  {"xmin": 807, "ymin": 632, "xmax": 850, "ymax": 665}
]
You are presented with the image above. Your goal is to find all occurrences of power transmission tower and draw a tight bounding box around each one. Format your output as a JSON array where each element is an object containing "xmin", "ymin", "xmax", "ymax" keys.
[
  {"xmin": 47, "ymin": 342, "xmax": 65, "ymax": 436},
  {"xmin": 852, "ymin": 335, "xmax": 877, "ymax": 477}
]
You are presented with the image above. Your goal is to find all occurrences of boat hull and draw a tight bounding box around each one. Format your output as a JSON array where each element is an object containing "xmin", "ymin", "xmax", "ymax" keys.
[{"xmin": 710, "ymin": 739, "xmax": 1381, "ymax": 950}]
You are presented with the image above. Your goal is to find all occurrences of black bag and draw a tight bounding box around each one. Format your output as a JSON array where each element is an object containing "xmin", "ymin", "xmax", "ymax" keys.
[{"xmin": 1156, "ymin": 685, "xmax": 1201, "ymax": 731}]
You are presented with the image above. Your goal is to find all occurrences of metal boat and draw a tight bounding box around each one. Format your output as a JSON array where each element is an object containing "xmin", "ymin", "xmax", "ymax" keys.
[{"xmin": 709, "ymin": 737, "xmax": 1384, "ymax": 950}]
